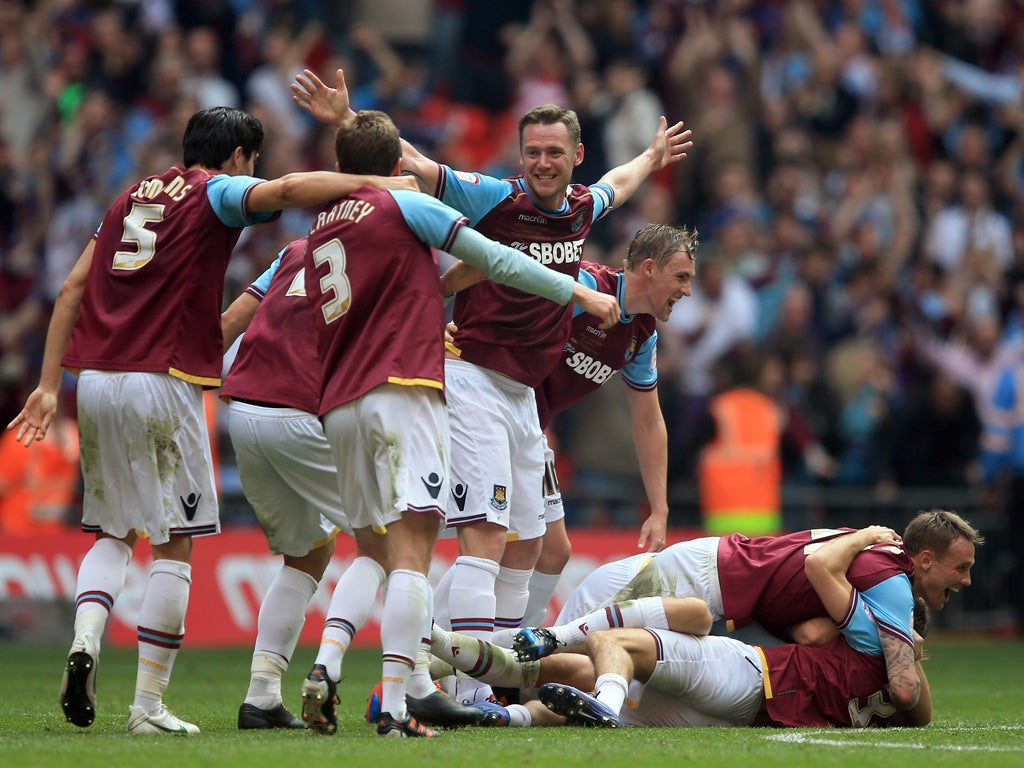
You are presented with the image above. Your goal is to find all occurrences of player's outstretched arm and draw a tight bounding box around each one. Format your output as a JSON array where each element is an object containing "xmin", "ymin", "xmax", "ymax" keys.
[
  {"xmin": 247, "ymin": 170, "xmax": 416, "ymax": 213},
  {"xmin": 596, "ymin": 116, "xmax": 692, "ymax": 209},
  {"xmin": 397, "ymin": 138, "xmax": 442, "ymax": 193},
  {"xmin": 7, "ymin": 240, "xmax": 94, "ymax": 446},
  {"xmin": 447, "ymin": 225, "xmax": 577, "ymax": 305},
  {"xmin": 445, "ymin": 226, "xmax": 620, "ymax": 326}
]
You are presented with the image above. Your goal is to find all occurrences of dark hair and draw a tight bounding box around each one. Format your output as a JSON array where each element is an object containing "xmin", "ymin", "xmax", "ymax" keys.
[
  {"xmin": 334, "ymin": 110, "xmax": 401, "ymax": 176},
  {"xmin": 902, "ymin": 509, "xmax": 984, "ymax": 557},
  {"xmin": 624, "ymin": 223, "xmax": 699, "ymax": 271},
  {"xmin": 518, "ymin": 104, "xmax": 581, "ymax": 148},
  {"xmin": 182, "ymin": 106, "xmax": 263, "ymax": 169}
]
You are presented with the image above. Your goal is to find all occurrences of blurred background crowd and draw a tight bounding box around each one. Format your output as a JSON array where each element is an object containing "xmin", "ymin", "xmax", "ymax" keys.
[{"xmin": 0, "ymin": 0, "xmax": 1022, "ymax": 630}]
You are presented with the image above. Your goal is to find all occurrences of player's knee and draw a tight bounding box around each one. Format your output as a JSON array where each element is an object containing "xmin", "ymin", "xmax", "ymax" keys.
[{"xmin": 586, "ymin": 629, "xmax": 656, "ymax": 682}]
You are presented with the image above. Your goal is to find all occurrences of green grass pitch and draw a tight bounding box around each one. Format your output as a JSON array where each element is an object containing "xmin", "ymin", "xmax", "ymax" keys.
[{"xmin": 1, "ymin": 638, "xmax": 1021, "ymax": 768}]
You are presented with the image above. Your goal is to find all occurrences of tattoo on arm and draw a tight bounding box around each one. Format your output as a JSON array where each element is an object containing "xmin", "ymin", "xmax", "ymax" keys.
[{"xmin": 879, "ymin": 632, "xmax": 921, "ymax": 710}]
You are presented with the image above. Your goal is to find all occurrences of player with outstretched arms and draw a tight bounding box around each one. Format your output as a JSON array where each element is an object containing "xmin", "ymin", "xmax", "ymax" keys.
[
  {"xmin": 291, "ymin": 67, "xmax": 692, "ymax": 708},
  {"xmin": 303, "ymin": 109, "xmax": 617, "ymax": 737}
]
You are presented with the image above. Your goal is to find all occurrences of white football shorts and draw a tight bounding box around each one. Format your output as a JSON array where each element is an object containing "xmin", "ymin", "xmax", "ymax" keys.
[
  {"xmin": 622, "ymin": 629, "xmax": 763, "ymax": 727},
  {"xmin": 556, "ymin": 536, "xmax": 724, "ymax": 623},
  {"xmin": 443, "ymin": 358, "xmax": 546, "ymax": 541},
  {"xmin": 227, "ymin": 399, "xmax": 345, "ymax": 557},
  {"xmin": 77, "ymin": 370, "xmax": 218, "ymax": 544},
  {"xmin": 321, "ymin": 383, "xmax": 448, "ymax": 530}
]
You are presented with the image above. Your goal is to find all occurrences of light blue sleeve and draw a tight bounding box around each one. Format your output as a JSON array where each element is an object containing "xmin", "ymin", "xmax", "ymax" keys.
[
  {"xmin": 449, "ymin": 228, "xmax": 573, "ymax": 304},
  {"xmin": 207, "ymin": 174, "xmax": 278, "ymax": 227},
  {"xmin": 861, "ymin": 574, "xmax": 915, "ymax": 648},
  {"xmin": 839, "ymin": 591, "xmax": 884, "ymax": 655},
  {"xmin": 248, "ymin": 248, "xmax": 285, "ymax": 298},
  {"xmin": 437, "ymin": 168, "xmax": 516, "ymax": 226},
  {"xmin": 391, "ymin": 189, "xmax": 470, "ymax": 249},
  {"xmin": 589, "ymin": 182, "xmax": 614, "ymax": 222},
  {"xmin": 570, "ymin": 269, "xmax": 599, "ymax": 318},
  {"xmin": 621, "ymin": 332, "xmax": 658, "ymax": 389},
  {"xmin": 390, "ymin": 190, "xmax": 574, "ymax": 304}
]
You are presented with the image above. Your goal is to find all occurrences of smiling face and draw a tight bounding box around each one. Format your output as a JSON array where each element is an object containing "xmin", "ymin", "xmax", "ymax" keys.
[
  {"xmin": 519, "ymin": 121, "xmax": 583, "ymax": 209},
  {"xmin": 912, "ymin": 536, "xmax": 976, "ymax": 610},
  {"xmin": 643, "ymin": 249, "xmax": 696, "ymax": 321}
]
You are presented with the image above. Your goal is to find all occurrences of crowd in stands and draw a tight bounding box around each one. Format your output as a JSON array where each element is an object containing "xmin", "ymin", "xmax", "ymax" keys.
[{"xmin": 1, "ymin": 0, "xmax": 1023, "ymax": 543}]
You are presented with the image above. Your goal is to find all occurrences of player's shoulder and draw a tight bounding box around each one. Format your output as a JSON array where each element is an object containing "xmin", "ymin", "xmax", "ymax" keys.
[
  {"xmin": 568, "ymin": 181, "xmax": 600, "ymax": 200},
  {"xmin": 445, "ymin": 166, "xmax": 513, "ymax": 192}
]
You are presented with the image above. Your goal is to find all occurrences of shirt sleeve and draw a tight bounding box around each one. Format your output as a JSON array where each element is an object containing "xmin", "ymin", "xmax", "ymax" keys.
[
  {"xmin": 621, "ymin": 332, "xmax": 658, "ymax": 390},
  {"xmin": 207, "ymin": 174, "xmax": 279, "ymax": 227},
  {"xmin": 391, "ymin": 189, "xmax": 574, "ymax": 304},
  {"xmin": 589, "ymin": 182, "xmax": 614, "ymax": 222},
  {"xmin": 246, "ymin": 248, "xmax": 285, "ymax": 300},
  {"xmin": 435, "ymin": 167, "xmax": 515, "ymax": 226},
  {"xmin": 860, "ymin": 573, "xmax": 915, "ymax": 648},
  {"xmin": 391, "ymin": 189, "xmax": 469, "ymax": 251},
  {"xmin": 448, "ymin": 227, "xmax": 574, "ymax": 304},
  {"xmin": 835, "ymin": 589, "xmax": 884, "ymax": 655},
  {"xmin": 570, "ymin": 269, "xmax": 599, "ymax": 318}
]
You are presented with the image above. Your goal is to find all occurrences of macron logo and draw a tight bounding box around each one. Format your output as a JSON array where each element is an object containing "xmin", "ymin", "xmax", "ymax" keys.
[
  {"xmin": 180, "ymin": 492, "xmax": 201, "ymax": 521},
  {"xmin": 451, "ymin": 483, "xmax": 468, "ymax": 512},
  {"xmin": 421, "ymin": 472, "xmax": 443, "ymax": 499}
]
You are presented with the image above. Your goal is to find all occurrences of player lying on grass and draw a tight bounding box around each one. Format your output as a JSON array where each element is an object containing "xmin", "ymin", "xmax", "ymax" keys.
[
  {"xmin": 425, "ymin": 525, "xmax": 933, "ymax": 728},
  {"xmin": 508, "ymin": 511, "xmax": 978, "ymax": 713}
]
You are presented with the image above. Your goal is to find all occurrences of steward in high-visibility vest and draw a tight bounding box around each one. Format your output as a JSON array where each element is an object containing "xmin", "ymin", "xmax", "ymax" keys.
[{"xmin": 698, "ymin": 386, "xmax": 782, "ymax": 536}]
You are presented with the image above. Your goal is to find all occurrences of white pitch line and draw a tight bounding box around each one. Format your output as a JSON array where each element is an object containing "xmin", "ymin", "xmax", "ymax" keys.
[{"xmin": 765, "ymin": 732, "xmax": 1024, "ymax": 752}]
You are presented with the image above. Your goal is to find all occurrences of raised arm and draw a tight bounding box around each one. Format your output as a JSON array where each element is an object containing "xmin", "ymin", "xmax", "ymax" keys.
[
  {"xmin": 596, "ymin": 116, "xmax": 692, "ymax": 208},
  {"xmin": 625, "ymin": 387, "xmax": 669, "ymax": 552},
  {"xmin": 7, "ymin": 240, "xmax": 94, "ymax": 445},
  {"xmin": 291, "ymin": 68, "xmax": 441, "ymax": 192},
  {"xmin": 291, "ymin": 68, "xmax": 354, "ymax": 126},
  {"xmin": 398, "ymin": 138, "xmax": 441, "ymax": 194}
]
